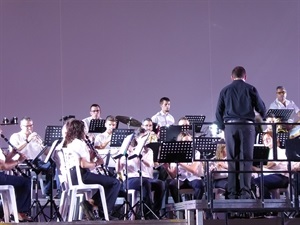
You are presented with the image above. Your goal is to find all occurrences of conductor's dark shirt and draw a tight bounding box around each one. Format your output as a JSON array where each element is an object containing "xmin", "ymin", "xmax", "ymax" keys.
[{"xmin": 215, "ymin": 79, "xmax": 266, "ymax": 130}]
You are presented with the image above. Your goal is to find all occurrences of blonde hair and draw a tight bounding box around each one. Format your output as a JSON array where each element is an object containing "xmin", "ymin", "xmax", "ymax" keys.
[{"xmin": 215, "ymin": 144, "xmax": 226, "ymax": 160}]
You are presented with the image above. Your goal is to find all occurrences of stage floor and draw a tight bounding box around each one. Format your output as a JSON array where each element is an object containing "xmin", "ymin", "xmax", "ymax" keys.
[{"xmin": 4, "ymin": 218, "xmax": 300, "ymax": 225}]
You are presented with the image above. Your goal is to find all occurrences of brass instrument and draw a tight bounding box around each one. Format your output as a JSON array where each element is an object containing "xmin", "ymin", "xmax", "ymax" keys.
[{"xmin": 28, "ymin": 130, "xmax": 46, "ymax": 149}]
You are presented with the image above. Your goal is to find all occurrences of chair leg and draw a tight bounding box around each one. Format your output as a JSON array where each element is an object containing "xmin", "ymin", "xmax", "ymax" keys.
[{"xmin": 99, "ymin": 186, "xmax": 109, "ymax": 221}]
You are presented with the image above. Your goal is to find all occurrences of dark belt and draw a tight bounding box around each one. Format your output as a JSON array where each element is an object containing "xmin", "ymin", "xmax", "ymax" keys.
[{"xmin": 226, "ymin": 120, "xmax": 253, "ymax": 123}]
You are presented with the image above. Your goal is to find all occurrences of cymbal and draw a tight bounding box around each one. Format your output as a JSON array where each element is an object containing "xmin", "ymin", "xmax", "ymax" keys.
[{"xmin": 116, "ymin": 116, "xmax": 142, "ymax": 127}]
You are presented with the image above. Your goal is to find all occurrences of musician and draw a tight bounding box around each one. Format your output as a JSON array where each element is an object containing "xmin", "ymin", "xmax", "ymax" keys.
[
  {"xmin": 141, "ymin": 118, "xmax": 158, "ymax": 143},
  {"xmin": 82, "ymin": 104, "xmax": 102, "ymax": 140},
  {"xmin": 210, "ymin": 144, "xmax": 228, "ymax": 191},
  {"xmin": 94, "ymin": 115, "xmax": 117, "ymax": 150},
  {"xmin": 9, "ymin": 117, "xmax": 52, "ymax": 197},
  {"xmin": 178, "ymin": 117, "xmax": 190, "ymax": 126},
  {"xmin": 165, "ymin": 131, "xmax": 204, "ymax": 203},
  {"xmin": 63, "ymin": 119, "xmax": 120, "ymax": 220},
  {"xmin": 252, "ymin": 132, "xmax": 289, "ymax": 199},
  {"xmin": 151, "ymin": 97, "xmax": 175, "ymax": 127},
  {"xmin": 269, "ymin": 86, "xmax": 300, "ymax": 121},
  {"xmin": 116, "ymin": 128, "xmax": 165, "ymax": 218},
  {"xmin": 0, "ymin": 143, "xmax": 32, "ymax": 221}
]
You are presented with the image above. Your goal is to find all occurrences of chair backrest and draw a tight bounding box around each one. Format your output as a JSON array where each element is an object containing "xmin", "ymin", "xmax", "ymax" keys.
[{"xmin": 62, "ymin": 147, "xmax": 85, "ymax": 187}]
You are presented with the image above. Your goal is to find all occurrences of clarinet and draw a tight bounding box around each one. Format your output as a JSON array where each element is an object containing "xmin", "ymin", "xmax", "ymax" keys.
[
  {"xmin": 0, "ymin": 134, "xmax": 40, "ymax": 174},
  {"xmin": 84, "ymin": 136, "xmax": 112, "ymax": 176}
]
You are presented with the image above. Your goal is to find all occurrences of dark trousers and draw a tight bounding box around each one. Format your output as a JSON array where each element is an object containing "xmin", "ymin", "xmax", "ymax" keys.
[
  {"xmin": 0, "ymin": 172, "xmax": 31, "ymax": 213},
  {"xmin": 253, "ymin": 174, "xmax": 289, "ymax": 199},
  {"xmin": 168, "ymin": 179, "xmax": 204, "ymax": 203},
  {"xmin": 82, "ymin": 171, "xmax": 121, "ymax": 214},
  {"xmin": 125, "ymin": 177, "xmax": 153, "ymax": 209},
  {"xmin": 225, "ymin": 123, "xmax": 255, "ymax": 198},
  {"xmin": 149, "ymin": 178, "xmax": 165, "ymax": 212},
  {"xmin": 35, "ymin": 159, "xmax": 52, "ymax": 195}
]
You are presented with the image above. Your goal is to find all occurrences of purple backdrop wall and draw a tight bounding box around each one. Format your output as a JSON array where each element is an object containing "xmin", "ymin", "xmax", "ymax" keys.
[{"xmin": 0, "ymin": 0, "xmax": 299, "ymax": 140}]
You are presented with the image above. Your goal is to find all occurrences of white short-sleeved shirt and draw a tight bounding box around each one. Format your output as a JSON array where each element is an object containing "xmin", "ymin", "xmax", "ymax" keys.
[
  {"xmin": 151, "ymin": 111, "xmax": 175, "ymax": 127},
  {"xmin": 9, "ymin": 131, "xmax": 43, "ymax": 160}
]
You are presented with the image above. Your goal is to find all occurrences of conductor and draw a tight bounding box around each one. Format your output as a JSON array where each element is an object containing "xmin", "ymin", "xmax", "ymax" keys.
[{"xmin": 215, "ymin": 66, "xmax": 266, "ymax": 199}]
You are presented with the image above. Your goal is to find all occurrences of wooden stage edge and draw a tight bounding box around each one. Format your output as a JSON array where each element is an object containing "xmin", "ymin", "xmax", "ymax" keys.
[{"xmin": 5, "ymin": 218, "xmax": 300, "ymax": 225}]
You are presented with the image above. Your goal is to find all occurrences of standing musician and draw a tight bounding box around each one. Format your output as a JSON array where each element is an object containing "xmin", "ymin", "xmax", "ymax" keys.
[
  {"xmin": 0, "ymin": 129, "xmax": 32, "ymax": 222},
  {"xmin": 63, "ymin": 119, "xmax": 120, "ymax": 220},
  {"xmin": 151, "ymin": 97, "xmax": 175, "ymax": 127},
  {"xmin": 9, "ymin": 117, "xmax": 52, "ymax": 197},
  {"xmin": 269, "ymin": 86, "xmax": 300, "ymax": 121}
]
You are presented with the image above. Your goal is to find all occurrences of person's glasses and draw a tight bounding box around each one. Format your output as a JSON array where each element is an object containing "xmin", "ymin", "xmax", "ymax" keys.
[
  {"xmin": 22, "ymin": 124, "xmax": 33, "ymax": 128},
  {"xmin": 277, "ymin": 91, "xmax": 286, "ymax": 95},
  {"xmin": 91, "ymin": 110, "xmax": 100, "ymax": 112}
]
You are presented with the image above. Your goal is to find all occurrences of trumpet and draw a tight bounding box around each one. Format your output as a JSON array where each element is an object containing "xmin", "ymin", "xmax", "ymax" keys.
[{"xmin": 27, "ymin": 130, "xmax": 46, "ymax": 149}]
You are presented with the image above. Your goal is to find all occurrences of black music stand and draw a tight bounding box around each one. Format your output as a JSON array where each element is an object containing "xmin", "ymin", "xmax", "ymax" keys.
[
  {"xmin": 194, "ymin": 137, "xmax": 220, "ymax": 160},
  {"xmin": 266, "ymin": 109, "xmax": 294, "ymax": 122},
  {"xmin": 34, "ymin": 139, "xmax": 63, "ymax": 222},
  {"xmin": 44, "ymin": 126, "xmax": 62, "ymax": 147},
  {"xmin": 193, "ymin": 137, "xmax": 219, "ymax": 202},
  {"xmin": 112, "ymin": 134, "xmax": 137, "ymax": 220},
  {"xmin": 159, "ymin": 125, "xmax": 191, "ymax": 142},
  {"xmin": 88, "ymin": 119, "xmax": 106, "ymax": 133},
  {"xmin": 158, "ymin": 141, "xmax": 193, "ymax": 203},
  {"xmin": 111, "ymin": 129, "xmax": 134, "ymax": 147},
  {"xmin": 30, "ymin": 143, "xmax": 50, "ymax": 222},
  {"xmin": 128, "ymin": 150, "xmax": 159, "ymax": 220},
  {"xmin": 185, "ymin": 115, "xmax": 206, "ymax": 133},
  {"xmin": 277, "ymin": 132, "xmax": 289, "ymax": 148},
  {"xmin": 252, "ymin": 145, "xmax": 270, "ymax": 167}
]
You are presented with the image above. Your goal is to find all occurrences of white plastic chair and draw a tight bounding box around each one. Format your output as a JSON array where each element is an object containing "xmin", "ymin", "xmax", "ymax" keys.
[
  {"xmin": 63, "ymin": 148, "xmax": 109, "ymax": 222},
  {"xmin": 0, "ymin": 185, "xmax": 19, "ymax": 223}
]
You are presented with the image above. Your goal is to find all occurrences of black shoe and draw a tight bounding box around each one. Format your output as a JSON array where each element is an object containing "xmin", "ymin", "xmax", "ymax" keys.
[
  {"xmin": 239, "ymin": 188, "xmax": 252, "ymax": 199},
  {"xmin": 80, "ymin": 200, "xmax": 95, "ymax": 220},
  {"xmin": 98, "ymin": 212, "xmax": 119, "ymax": 221}
]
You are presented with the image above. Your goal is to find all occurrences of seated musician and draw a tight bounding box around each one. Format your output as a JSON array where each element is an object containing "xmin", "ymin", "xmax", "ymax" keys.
[
  {"xmin": 252, "ymin": 132, "xmax": 289, "ymax": 199},
  {"xmin": 9, "ymin": 117, "xmax": 52, "ymax": 197},
  {"xmin": 94, "ymin": 115, "xmax": 117, "ymax": 150},
  {"xmin": 178, "ymin": 117, "xmax": 190, "ymax": 126},
  {"xmin": 82, "ymin": 103, "xmax": 103, "ymax": 141},
  {"xmin": 0, "ymin": 136, "xmax": 32, "ymax": 222},
  {"xmin": 94, "ymin": 115, "xmax": 118, "ymax": 175},
  {"xmin": 116, "ymin": 127, "xmax": 164, "ymax": 219},
  {"xmin": 210, "ymin": 144, "xmax": 228, "ymax": 191},
  {"xmin": 63, "ymin": 119, "xmax": 121, "ymax": 220},
  {"xmin": 164, "ymin": 131, "xmax": 204, "ymax": 203}
]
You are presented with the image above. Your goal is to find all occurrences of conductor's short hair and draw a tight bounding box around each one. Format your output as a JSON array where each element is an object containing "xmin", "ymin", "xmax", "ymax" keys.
[{"xmin": 232, "ymin": 66, "xmax": 246, "ymax": 78}]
